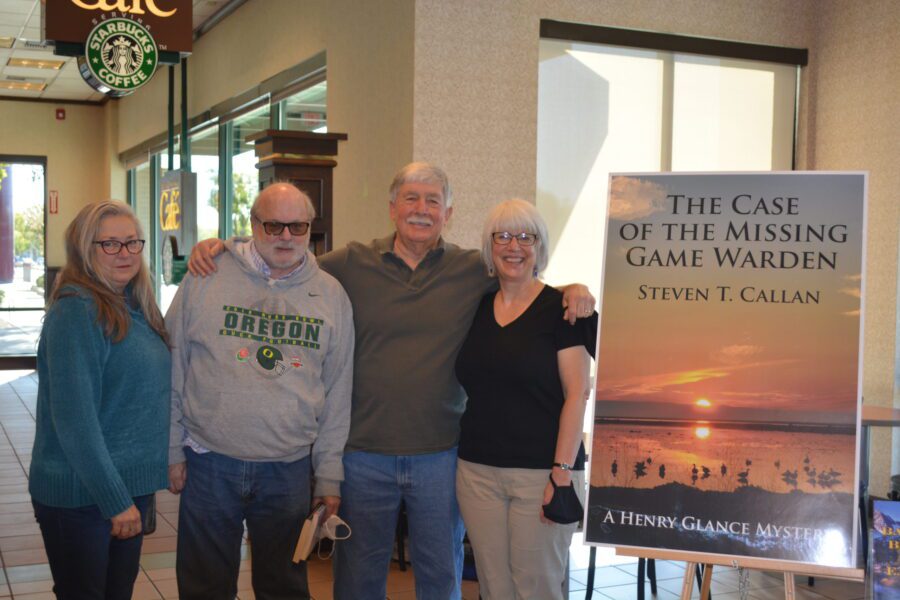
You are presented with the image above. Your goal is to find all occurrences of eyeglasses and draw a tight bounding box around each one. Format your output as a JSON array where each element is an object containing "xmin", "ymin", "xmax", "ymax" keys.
[
  {"xmin": 94, "ymin": 239, "xmax": 145, "ymax": 255},
  {"xmin": 254, "ymin": 217, "xmax": 311, "ymax": 236},
  {"xmin": 492, "ymin": 231, "xmax": 537, "ymax": 246}
]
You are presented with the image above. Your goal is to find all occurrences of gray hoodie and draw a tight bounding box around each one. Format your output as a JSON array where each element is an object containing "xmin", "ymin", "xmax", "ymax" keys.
[{"xmin": 166, "ymin": 240, "xmax": 354, "ymax": 497}]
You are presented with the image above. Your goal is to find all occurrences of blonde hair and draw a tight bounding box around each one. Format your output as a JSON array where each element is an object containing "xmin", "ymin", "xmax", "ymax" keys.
[{"xmin": 49, "ymin": 201, "xmax": 168, "ymax": 344}]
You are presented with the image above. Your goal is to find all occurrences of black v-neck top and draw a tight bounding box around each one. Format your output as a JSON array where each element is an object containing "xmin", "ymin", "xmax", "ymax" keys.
[{"xmin": 455, "ymin": 285, "xmax": 597, "ymax": 470}]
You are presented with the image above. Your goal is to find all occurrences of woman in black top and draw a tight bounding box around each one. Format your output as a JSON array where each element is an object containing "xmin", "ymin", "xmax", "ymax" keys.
[{"xmin": 455, "ymin": 199, "xmax": 596, "ymax": 600}]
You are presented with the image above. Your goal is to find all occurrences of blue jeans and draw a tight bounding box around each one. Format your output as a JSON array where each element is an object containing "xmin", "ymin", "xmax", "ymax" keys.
[
  {"xmin": 33, "ymin": 494, "xmax": 151, "ymax": 600},
  {"xmin": 176, "ymin": 449, "xmax": 312, "ymax": 600},
  {"xmin": 333, "ymin": 448, "xmax": 464, "ymax": 600}
]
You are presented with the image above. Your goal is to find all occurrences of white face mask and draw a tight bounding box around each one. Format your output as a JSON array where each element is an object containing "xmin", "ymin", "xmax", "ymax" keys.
[{"xmin": 317, "ymin": 514, "xmax": 351, "ymax": 559}]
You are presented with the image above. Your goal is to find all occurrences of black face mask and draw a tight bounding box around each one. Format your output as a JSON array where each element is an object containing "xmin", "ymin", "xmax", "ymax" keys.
[{"xmin": 542, "ymin": 473, "xmax": 583, "ymax": 524}]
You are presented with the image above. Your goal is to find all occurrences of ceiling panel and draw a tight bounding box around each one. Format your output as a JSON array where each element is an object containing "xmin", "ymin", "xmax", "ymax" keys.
[
  {"xmin": 45, "ymin": 78, "xmax": 87, "ymax": 90},
  {"xmin": 7, "ymin": 48, "xmax": 54, "ymax": 60},
  {"xmin": 0, "ymin": 87, "xmax": 39, "ymax": 96},
  {"xmin": 3, "ymin": 66, "xmax": 55, "ymax": 79},
  {"xmin": 0, "ymin": 0, "xmax": 36, "ymax": 16},
  {"xmin": 0, "ymin": 11, "xmax": 26, "ymax": 26},
  {"xmin": 0, "ymin": 0, "xmax": 233, "ymax": 102},
  {"xmin": 56, "ymin": 62, "xmax": 84, "ymax": 79}
]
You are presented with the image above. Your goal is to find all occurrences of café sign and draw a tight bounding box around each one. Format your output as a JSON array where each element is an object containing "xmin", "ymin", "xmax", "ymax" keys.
[
  {"xmin": 158, "ymin": 170, "xmax": 197, "ymax": 286},
  {"xmin": 159, "ymin": 178, "xmax": 182, "ymax": 232},
  {"xmin": 70, "ymin": 0, "xmax": 177, "ymax": 18},
  {"xmin": 44, "ymin": 0, "xmax": 190, "ymax": 53}
]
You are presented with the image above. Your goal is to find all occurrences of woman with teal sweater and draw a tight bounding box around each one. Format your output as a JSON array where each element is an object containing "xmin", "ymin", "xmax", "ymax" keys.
[{"xmin": 29, "ymin": 201, "xmax": 170, "ymax": 600}]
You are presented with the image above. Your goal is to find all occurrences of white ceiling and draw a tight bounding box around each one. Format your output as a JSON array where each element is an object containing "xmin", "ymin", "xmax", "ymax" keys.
[{"xmin": 0, "ymin": 0, "xmax": 229, "ymax": 102}]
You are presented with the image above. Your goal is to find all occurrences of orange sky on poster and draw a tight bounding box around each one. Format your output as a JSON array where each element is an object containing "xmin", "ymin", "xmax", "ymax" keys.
[{"xmin": 595, "ymin": 174, "xmax": 865, "ymax": 424}]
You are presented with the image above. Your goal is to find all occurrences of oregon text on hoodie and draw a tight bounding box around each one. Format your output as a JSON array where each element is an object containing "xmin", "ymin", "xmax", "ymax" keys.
[{"xmin": 166, "ymin": 240, "xmax": 354, "ymax": 497}]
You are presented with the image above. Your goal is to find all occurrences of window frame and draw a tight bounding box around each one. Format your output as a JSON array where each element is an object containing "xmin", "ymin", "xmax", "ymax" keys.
[{"xmin": 539, "ymin": 21, "xmax": 806, "ymax": 170}]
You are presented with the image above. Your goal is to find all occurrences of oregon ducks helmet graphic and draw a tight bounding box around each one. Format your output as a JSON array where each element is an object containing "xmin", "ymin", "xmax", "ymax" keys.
[{"xmin": 256, "ymin": 345, "xmax": 287, "ymax": 376}]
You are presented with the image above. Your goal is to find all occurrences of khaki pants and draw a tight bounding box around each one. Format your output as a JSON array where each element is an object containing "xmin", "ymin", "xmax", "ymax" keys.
[{"xmin": 456, "ymin": 459, "xmax": 584, "ymax": 600}]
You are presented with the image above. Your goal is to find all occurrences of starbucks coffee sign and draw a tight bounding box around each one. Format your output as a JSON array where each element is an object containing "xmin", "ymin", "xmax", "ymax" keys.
[
  {"xmin": 79, "ymin": 18, "xmax": 157, "ymax": 95},
  {"xmin": 44, "ymin": 0, "xmax": 190, "ymax": 97}
]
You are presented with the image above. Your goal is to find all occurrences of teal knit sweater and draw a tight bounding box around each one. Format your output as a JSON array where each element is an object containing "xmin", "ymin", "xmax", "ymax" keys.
[{"xmin": 29, "ymin": 287, "xmax": 171, "ymax": 518}]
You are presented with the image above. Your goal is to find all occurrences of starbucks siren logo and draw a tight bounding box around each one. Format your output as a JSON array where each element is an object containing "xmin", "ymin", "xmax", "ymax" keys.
[{"xmin": 79, "ymin": 18, "xmax": 158, "ymax": 96}]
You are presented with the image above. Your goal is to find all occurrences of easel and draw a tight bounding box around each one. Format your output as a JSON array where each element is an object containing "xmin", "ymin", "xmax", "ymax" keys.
[
  {"xmin": 613, "ymin": 547, "xmax": 864, "ymax": 600},
  {"xmin": 582, "ymin": 405, "xmax": 900, "ymax": 600}
]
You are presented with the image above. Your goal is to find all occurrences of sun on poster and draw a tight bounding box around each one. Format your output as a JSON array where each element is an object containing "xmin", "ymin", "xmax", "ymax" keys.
[{"xmin": 586, "ymin": 172, "xmax": 866, "ymax": 568}]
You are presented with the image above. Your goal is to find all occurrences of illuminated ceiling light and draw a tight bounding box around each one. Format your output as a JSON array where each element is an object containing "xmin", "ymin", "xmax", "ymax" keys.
[
  {"xmin": 0, "ymin": 80, "xmax": 47, "ymax": 91},
  {"xmin": 0, "ymin": 37, "xmax": 14, "ymax": 49},
  {"xmin": 7, "ymin": 57, "xmax": 66, "ymax": 70}
]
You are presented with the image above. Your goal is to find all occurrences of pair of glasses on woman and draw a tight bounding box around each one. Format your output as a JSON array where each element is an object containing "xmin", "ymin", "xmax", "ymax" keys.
[
  {"xmin": 253, "ymin": 217, "xmax": 311, "ymax": 236},
  {"xmin": 93, "ymin": 240, "xmax": 146, "ymax": 255},
  {"xmin": 491, "ymin": 232, "xmax": 538, "ymax": 246}
]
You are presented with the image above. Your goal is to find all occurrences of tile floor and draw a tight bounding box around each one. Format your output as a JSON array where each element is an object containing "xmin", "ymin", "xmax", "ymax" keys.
[{"xmin": 0, "ymin": 370, "xmax": 867, "ymax": 600}]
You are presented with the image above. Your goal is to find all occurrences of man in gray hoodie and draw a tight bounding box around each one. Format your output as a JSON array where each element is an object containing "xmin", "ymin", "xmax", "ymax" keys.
[{"xmin": 166, "ymin": 182, "xmax": 354, "ymax": 600}]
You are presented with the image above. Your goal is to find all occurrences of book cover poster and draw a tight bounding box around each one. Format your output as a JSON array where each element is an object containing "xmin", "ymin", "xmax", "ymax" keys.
[
  {"xmin": 586, "ymin": 172, "xmax": 866, "ymax": 568},
  {"xmin": 872, "ymin": 501, "xmax": 900, "ymax": 600}
]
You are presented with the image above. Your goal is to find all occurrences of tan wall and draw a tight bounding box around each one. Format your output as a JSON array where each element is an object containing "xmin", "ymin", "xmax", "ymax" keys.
[
  {"xmin": 412, "ymin": 0, "xmax": 898, "ymax": 491},
  {"xmin": 116, "ymin": 0, "xmax": 416, "ymax": 248},
  {"xmin": 804, "ymin": 0, "xmax": 900, "ymax": 495},
  {"xmin": 413, "ymin": 0, "xmax": 816, "ymax": 249},
  {"xmin": 0, "ymin": 99, "xmax": 123, "ymax": 267}
]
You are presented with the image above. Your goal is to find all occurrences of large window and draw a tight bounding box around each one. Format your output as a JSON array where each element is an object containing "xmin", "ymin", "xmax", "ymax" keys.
[
  {"xmin": 536, "ymin": 29, "xmax": 800, "ymax": 295},
  {"xmin": 125, "ymin": 68, "xmax": 327, "ymax": 302},
  {"xmin": 190, "ymin": 125, "xmax": 220, "ymax": 242},
  {"xmin": 228, "ymin": 103, "xmax": 269, "ymax": 237},
  {"xmin": 282, "ymin": 80, "xmax": 327, "ymax": 133}
]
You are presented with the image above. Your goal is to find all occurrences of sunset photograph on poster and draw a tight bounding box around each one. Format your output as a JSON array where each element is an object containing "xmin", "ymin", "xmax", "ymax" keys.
[{"xmin": 586, "ymin": 172, "xmax": 866, "ymax": 568}]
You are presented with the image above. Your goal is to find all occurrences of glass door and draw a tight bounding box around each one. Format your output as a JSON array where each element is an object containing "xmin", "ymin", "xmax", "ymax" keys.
[{"xmin": 0, "ymin": 158, "xmax": 47, "ymax": 358}]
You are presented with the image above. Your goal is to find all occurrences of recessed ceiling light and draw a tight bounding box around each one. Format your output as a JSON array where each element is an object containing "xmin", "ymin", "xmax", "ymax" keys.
[
  {"xmin": 0, "ymin": 37, "xmax": 14, "ymax": 49},
  {"xmin": 0, "ymin": 80, "xmax": 47, "ymax": 91},
  {"xmin": 7, "ymin": 58, "xmax": 66, "ymax": 70}
]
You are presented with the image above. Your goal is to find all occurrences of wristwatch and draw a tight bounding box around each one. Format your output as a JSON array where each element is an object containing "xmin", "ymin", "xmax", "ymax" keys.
[{"xmin": 552, "ymin": 462, "xmax": 572, "ymax": 471}]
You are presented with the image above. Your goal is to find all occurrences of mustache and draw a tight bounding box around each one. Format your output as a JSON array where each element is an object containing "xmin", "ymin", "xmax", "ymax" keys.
[{"xmin": 406, "ymin": 217, "xmax": 434, "ymax": 226}]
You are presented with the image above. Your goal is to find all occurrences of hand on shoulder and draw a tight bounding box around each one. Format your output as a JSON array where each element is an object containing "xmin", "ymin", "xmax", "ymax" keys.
[{"xmin": 187, "ymin": 238, "xmax": 226, "ymax": 277}]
